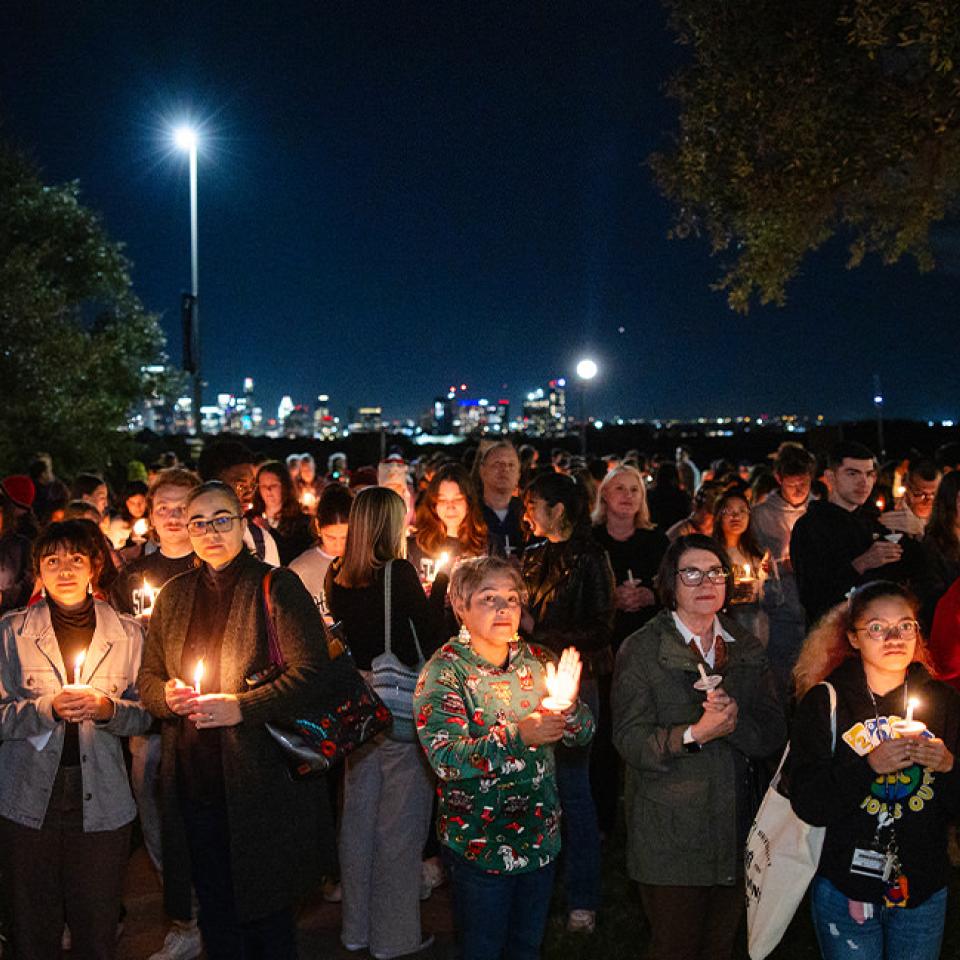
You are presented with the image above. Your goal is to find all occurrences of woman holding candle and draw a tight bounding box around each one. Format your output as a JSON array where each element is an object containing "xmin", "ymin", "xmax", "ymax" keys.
[
  {"xmin": 251, "ymin": 460, "xmax": 313, "ymax": 565},
  {"xmin": 590, "ymin": 464, "xmax": 668, "ymax": 834},
  {"xmin": 0, "ymin": 519, "xmax": 152, "ymax": 960},
  {"xmin": 712, "ymin": 490, "xmax": 770, "ymax": 644},
  {"xmin": 325, "ymin": 486, "xmax": 441, "ymax": 958},
  {"xmin": 137, "ymin": 480, "xmax": 354, "ymax": 960},
  {"xmin": 521, "ymin": 471, "xmax": 614, "ymax": 933},
  {"xmin": 612, "ymin": 533, "xmax": 785, "ymax": 960},
  {"xmin": 414, "ymin": 556, "xmax": 594, "ymax": 960},
  {"xmin": 789, "ymin": 581, "xmax": 960, "ymax": 960}
]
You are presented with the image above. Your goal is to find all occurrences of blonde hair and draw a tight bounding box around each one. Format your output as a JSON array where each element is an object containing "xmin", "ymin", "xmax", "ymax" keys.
[
  {"xmin": 591, "ymin": 465, "xmax": 654, "ymax": 530},
  {"xmin": 336, "ymin": 487, "xmax": 407, "ymax": 588},
  {"xmin": 792, "ymin": 581, "xmax": 934, "ymax": 700}
]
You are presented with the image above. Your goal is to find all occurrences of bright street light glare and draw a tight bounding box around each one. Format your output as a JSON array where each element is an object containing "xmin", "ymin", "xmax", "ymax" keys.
[
  {"xmin": 576, "ymin": 358, "xmax": 598, "ymax": 381},
  {"xmin": 173, "ymin": 125, "xmax": 198, "ymax": 151}
]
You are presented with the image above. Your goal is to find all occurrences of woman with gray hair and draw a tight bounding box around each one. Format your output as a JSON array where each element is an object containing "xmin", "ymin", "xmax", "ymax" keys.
[{"xmin": 415, "ymin": 556, "xmax": 594, "ymax": 960}]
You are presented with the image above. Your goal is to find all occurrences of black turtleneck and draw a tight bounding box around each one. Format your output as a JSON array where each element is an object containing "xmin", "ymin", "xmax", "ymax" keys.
[
  {"xmin": 176, "ymin": 550, "xmax": 245, "ymax": 805},
  {"xmin": 49, "ymin": 594, "xmax": 95, "ymax": 767}
]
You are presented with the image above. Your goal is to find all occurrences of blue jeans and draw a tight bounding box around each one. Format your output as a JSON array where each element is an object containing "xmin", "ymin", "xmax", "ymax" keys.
[
  {"xmin": 555, "ymin": 671, "xmax": 602, "ymax": 911},
  {"xmin": 810, "ymin": 876, "xmax": 947, "ymax": 960},
  {"xmin": 443, "ymin": 848, "xmax": 557, "ymax": 960}
]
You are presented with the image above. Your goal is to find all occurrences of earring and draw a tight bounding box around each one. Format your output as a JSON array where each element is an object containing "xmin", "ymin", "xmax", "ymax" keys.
[
  {"xmin": 40, "ymin": 586, "xmax": 47, "ymax": 600},
  {"xmin": 458, "ymin": 624, "xmax": 472, "ymax": 643},
  {"xmin": 87, "ymin": 583, "xmax": 94, "ymax": 596}
]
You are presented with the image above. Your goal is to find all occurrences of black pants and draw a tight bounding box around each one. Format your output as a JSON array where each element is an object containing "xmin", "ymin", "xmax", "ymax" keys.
[
  {"xmin": 0, "ymin": 766, "xmax": 131, "ymax": 960},
  {"xmin": 640, "ymin": 882, "xmax": 744, "ymax": 960},
  {"xmin": 180, "ymin": 799, "xmax": 298, "ymax": 960}
]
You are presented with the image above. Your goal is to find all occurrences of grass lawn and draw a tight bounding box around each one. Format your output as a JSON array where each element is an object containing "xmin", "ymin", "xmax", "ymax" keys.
[{"xmin": 542, "ymin": 821, "xmax": 960, "ymax": 959}]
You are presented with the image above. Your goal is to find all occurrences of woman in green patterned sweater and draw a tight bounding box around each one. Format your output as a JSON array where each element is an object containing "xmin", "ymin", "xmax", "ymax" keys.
[{"xmin": 414, "ymin": 556, "xmax": 594, "ymax": 960}]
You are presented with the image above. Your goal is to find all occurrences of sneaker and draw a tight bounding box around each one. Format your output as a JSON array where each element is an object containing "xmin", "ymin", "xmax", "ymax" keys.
[
  {"xmin": 341, "ymin": 940, "xmax": 368, "ymax": 952},
  {"xmin": 419, "ymin": 857, "xmax": 444, "ymax": 901},
  {"xmin": 566, "ymin": 909, "xmax": 596, "ymax": 934},
  {"xmin": 372, "ymin": 935, "xmax": 435, "ymax": 959},
  {"xmin": 322, "ymin": 879, "xmax": 342, "ymax": 903},
  {"xmin": 147, "ymin": 923, "xmax": 203, "ymax": 960}
]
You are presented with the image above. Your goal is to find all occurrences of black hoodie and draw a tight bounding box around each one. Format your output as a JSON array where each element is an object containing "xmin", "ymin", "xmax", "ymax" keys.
[{"xmin": 788, "ymin": 659, "xmax": 960, "ymax": 907}]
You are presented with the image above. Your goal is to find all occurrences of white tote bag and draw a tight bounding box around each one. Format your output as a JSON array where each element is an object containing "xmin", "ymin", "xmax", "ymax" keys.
[{"xmin": 745, "ymin": 682, "xmax": 836, "ymax": 960}]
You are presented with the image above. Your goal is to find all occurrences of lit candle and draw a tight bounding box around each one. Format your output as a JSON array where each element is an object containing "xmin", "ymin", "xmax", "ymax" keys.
[
  {"xmin": 141, "ymin": 579, "xmax": 157, "ymax": 618},
  {"xmin": 133, "ymin": 518, "xmax": 149, "ymax": 538},
  {"xmin": 541, "ymin": 648, "xmax": 581, "ymax": 712},
  {"xmin": 892, "ymin": 697, "xmax": 927, "ymax": 738},
  {"xmin": 194, "ymin": 659, "xmax": 204, "ymax": 696},
  {"xmin": 429, "ymin": 551, "xmax": 451, "ymax": 583},
  {"xmin": 740, "ymin": 562, "xmax": 754, "ymax": 581},
  {"xmin": 626, "ymin": 568, "xmax": 635, "ymax": 584},
  {"xmin": 875, "ymin": 496, "xmax": 886, "ymax": 512},
  {"xmin": 895, "ymin": 484, "xmax": 906, "ymax": 499},
  {"xmin": 300, "ymin": 490, "xmax": 317, "ymax": 509},
  {"xmin": 73, "ymin": 651, "xmax": 85, "ymax": 687}
]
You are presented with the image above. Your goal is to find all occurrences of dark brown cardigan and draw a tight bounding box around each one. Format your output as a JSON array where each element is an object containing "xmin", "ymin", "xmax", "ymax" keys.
[{"xmin": 138, "ymin": 551, "xmax": 356, "ymax": 921}]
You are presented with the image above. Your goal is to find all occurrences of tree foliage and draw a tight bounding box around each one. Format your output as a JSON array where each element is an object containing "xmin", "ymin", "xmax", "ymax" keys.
[
  {"xmin": 652, "ymin": 0, "xmax": 960, "ymax": 311},
  {"xmin": 0, "ymin": 142, "xmax": 179, "ymax": 474}
]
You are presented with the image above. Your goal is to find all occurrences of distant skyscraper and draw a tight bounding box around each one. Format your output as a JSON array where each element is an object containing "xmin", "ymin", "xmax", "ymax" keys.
[{"xmin": 278, "ymin": 395, "xmax": 295, "ymax": 424}]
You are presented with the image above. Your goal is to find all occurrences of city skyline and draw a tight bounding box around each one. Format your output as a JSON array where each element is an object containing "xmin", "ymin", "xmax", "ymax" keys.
[{"xmin": 3, "ymin": 3, "xmax": 959, "ymax": 423}]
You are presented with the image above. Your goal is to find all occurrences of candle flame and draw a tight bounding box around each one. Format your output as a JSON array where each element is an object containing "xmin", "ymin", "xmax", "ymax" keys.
[
  {"xmin": 194, "ymin": 659, "xmax": 204, "ymax": 695},
  {"xmin": 743, "ymin": 563, "xmax": 751, "ymax": 578},
  {"xmin": 906, "ymin": 697, "xmax": 919, "ymax": 723},
  {"xmin": 133, "ymin": 518, "xmax": 149, "ymax": 537},
  {"xmin": 300, "ymin": 490, "xmax": 317, "ymax": 507},
  {"xmin": 875, "ymin": 497, "xmax": 886, "ymax": 512},
  {"xmin": 75, "ymin": 651, "xmax": 85, "ymax": 672},
  {"xmin": 545, "ymin": 666, "xmax": 577, "ymax": 704},
  {"xmin": 436, "ymin": 551, "xmax": 450, "ymax": 573}
]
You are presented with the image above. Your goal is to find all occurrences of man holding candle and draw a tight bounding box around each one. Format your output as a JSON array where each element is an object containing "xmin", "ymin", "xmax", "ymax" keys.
[
  {"xmin": 791, "ymin": 443, "xmax": 921, "ymax": 628},
  {"xmin": 790, "ymin": 581, "xmax": 960, "ymax": 959},
  {"xmin": 0, "ymin": 520, "xmax": 152, "ymax": 960}
]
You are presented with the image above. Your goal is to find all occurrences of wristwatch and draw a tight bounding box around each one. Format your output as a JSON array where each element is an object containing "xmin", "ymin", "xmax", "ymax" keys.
[{"xmin": 683, "ymin": 725, "xmax": 702, "ymax": 753}]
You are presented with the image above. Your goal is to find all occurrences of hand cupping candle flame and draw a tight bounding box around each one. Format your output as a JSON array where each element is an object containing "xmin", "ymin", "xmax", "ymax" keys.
[{"xmin": 542, "ymin": 647, "xmax": 582, "ymax": 713}]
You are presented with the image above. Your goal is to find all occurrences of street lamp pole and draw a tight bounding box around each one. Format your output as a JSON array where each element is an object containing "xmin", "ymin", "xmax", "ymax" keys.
[{"xmin": 175, "ymin": 126, "xmax": 201, "ymax": 435}]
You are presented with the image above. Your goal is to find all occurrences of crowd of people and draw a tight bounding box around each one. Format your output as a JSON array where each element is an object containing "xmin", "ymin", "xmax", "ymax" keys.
[{"xmin": 1, "ymin": 435, "xmax": 960, "ymax": 960}]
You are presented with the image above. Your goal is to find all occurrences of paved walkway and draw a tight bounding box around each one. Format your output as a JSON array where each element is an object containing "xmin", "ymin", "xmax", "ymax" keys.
[{"xmin": 116, "ymin": 847, "xmax": 456, "ymax": 960}]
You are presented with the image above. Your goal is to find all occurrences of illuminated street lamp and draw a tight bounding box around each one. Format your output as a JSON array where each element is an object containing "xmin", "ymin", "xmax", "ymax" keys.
[
  {"xmin": 174, "ymin": 125, "xmax": 201, "ymax": 434},
  {"xmin": 576, "ymin": 358, "xmax": 598, "ymax": 455}
]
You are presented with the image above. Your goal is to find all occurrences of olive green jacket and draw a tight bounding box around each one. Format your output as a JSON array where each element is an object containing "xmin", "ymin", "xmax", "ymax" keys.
[{"xmin": 612, "ymin": 609, "xmax": 786, "ymax": 886}]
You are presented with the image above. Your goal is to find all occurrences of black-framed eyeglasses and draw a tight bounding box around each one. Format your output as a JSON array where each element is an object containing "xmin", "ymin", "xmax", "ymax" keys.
[
  {"xmin": 677, "ymin": 566, "xmax": 728, "ymax": 586},
  {"xmin": 855, "ymin": 619, "xmax": 920, "ymax": 640},
  {"xmin": 908, "ymin": 489, "xmax": 936, "ymax": 502},
  {"xmin": 186, "ymin": 515, "xmax": 243, "ymax": 537}
]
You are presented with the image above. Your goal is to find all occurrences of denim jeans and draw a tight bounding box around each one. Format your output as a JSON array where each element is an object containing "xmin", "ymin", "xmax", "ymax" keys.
[
  {"xmin": 554, "ymin": 671, "xmax": 602, "ymax": 911},
  {"xmin": 443, "ymin": 848, "xmax": 557, "ymax": 960},
  {"xmin": 810, "ymin": 876, "xmax": 947, "ymax": 960}
]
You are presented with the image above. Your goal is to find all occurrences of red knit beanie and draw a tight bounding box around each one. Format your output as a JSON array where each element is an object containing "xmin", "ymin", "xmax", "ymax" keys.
[{"xmin": 1, "ymin": 475, "xmax": 36, "ymax": 509}]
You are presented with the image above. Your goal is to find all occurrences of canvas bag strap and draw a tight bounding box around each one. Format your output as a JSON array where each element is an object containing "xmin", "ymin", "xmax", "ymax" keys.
[{"xmin": 770, "ymin": 680, "xmax": 837, "ymax": 788}]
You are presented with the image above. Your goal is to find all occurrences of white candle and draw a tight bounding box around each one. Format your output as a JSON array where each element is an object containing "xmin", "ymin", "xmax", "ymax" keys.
[
  {"xmin": 194, "ymin": 659, "xmax": 204, "ymax": 695},
  {"xmin": 627, "ymin": 568, "xmax": 635, "ymax": 584},
  {"xmin": 504, "ymin": 535, "xmax": 512, "ymax": 557},
  {"xmin": 698, "ymin": 662, "xmax": 709, "ymax": 684},
  {"xmin": 133, "ymin": 518, "xmax": 149, "ymax": 538},
  {"xmin": 73, "ymin": 651, "xmax": 85, "ymax": 686},
  {"xmin": 430, "ymin": 551, "xmax": 450, "ymax": 583},
  {"xmin": 906, "ymin": 698, "xmax": 916, "ymax": 724}
]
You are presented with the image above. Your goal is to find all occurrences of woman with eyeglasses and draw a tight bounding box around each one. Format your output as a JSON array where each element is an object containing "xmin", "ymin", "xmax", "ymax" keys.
[
  {"xmin": 612, "ymin": 533, "xmax": 785, "ymax": 960},
  {"xmin": 713, "ymin": 490, "xmax": 771, "ymax": 645},
  {"xmin": 789, "ymin": 581, "xmax": 960, "ymax": 960},
  {"xmin": 0, "ymin": 519, "xmax": 152, "ymax": 960},
  {"xmin": 138, "ymin": 480, "xmax": 353, "ymax": 960}
]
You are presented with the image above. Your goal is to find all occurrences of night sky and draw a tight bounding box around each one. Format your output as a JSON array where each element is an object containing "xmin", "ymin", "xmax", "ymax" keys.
[{"xmin": 2, "ymin": 1, "xmax": 957, "ymax": 423}]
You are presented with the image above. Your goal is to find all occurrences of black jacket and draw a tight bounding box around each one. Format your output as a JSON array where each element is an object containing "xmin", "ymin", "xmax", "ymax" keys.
[
  {"xmin": 521, "ymin": 534, "xmax": 615, "ymax": 660},
  {"xmin": 788, "ymin": 660, "xmax": 960, "ymax": 907},
  {"xmin": 791, "ymin": 500, "xmax": 925, "ymax": 627},
  {"xmin": 0, "ymin": 533, "xmax": 33, "ymax": 615}
]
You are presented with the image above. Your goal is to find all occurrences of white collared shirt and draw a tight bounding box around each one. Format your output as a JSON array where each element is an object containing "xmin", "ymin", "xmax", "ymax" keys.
[{"xmin": 671, "ymin": 612, "xmax": 736, "ymax": 669}]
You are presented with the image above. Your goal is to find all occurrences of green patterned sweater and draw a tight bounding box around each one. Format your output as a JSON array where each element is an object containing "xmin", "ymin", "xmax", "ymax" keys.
[{"xmin": 414, "ymin": 632, "xmax": 594, "ymax": 874}]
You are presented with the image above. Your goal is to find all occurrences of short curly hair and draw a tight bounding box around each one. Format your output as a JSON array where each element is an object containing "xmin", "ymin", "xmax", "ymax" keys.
[{"xmin": 448, "ymin": 556, "xmax": 528, "ymax": 612}]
